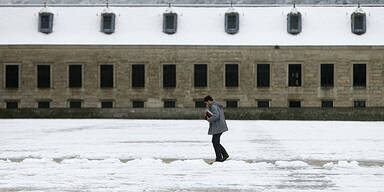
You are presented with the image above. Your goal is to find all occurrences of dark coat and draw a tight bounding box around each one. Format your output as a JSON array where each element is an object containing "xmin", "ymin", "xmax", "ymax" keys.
[{"xmin": 207, "ymin": 101, "xmax": 228, "ymax": 135}]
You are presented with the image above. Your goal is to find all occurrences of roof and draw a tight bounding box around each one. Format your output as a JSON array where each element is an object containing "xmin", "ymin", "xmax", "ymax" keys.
[
  {"xmin": 2, "ymin": 0, "xmax": 384, "ymax": 5},
  {"xmin": 0, "ymin": 6, "xmax": 384, "ymax": 46}
]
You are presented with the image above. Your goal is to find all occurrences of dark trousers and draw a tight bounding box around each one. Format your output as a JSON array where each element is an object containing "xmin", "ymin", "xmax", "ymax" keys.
[{"xmin": 212, "ymin": 133, "xmax": 228, "ymax": 161}]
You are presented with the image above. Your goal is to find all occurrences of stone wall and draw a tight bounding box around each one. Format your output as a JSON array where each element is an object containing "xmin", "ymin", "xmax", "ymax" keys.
[{"xmin": 1, "ymin": 45, "xmax": 384, "ymax": 120}]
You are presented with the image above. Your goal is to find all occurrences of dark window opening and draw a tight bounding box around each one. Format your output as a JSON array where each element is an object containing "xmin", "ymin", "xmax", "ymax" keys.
[
  {"xmin": 225, "ymin": 12, "xmax": 239, "ymax": 34},
  {"xmin": 195, "ymin": 101, "xmax": 205, "ymax": 108},
  {"xmin": 287, "ymin": 13, "xmax": 302, "ymax": 34},
  {"xmin": 289, "ymin": 100, "xmax": 301, "ymax": 108},
  {"xmin": 163, "ymin": 65, "xmax": 176, "ymax": 88},
  {"xmin": 101, "ymin": 13, "xmax": 115, "ymax": 34},
  {"xmin": 288, "ymin": 64, "xmax": 301, "ymax": 87},
  {"xmin": 6, "ymin": 101, "xmax": 18, "ymax": 109},
  {"xmin": 225, "ymin": 64, "xmax": 238, "ymax": 87},
  {"xmin": 5, "ymin": 65, "xmax": 19, "ymax": 88},
  {"xmin": 194, "ymin": 64, "xmax": 207, "ymax": 87},
  {"xmin": 69, "ymin": 101, "xmax": 81, "ymax": 109},
  {"xmin": 69, "ymin": 65, "xmax": 82, "ymax": 88},
  {"xmin": 354, "ymin": 100, "xmax": 366, "ymax": 108},
  {"xmin": 353, "ymin": 64, "xmax": 366, "ymax": 87},
  {"xmin": 38, "ymin": 101, "xmax": 50, "ymax": 109},
  {"xmin": 163, "ymin": 13, "xmax": 177, "ymax": 34},
  {"xmin": 321, "ymin": 100, "xmax": 333, "ymax": 108},
  {"xmin": 257, "ymin": 64, "xmax": 270, "ymax": 87},
  {"xmin": 132, "ymin": 64, "xmax": 145, "ymax": 88},
  {"xmin": 164, "ymin": 100, "xmax": 176, "ymax": 108},
  {"xmin": 39, "ymin": 13, "xmax": 53, "ymax": 34},
  {"xmin": 258, "ymin": 100, "xmax": 270, "ymax": 108},
  {"xmin": 354, "ymin": 15, "xmax": 364, "ymax": 30},
  {"xmin": 226, "ymin": 100, "xmax": 238, "ymax": 108},
  {"xmin": 41, "ymin": 15, "xmax": 50, "ymax": 28},
  {"xmin": 321, "ymin": 64, "xmax": 334, "ymax": 87},
  {"xmin": 101, "ymin": 101, "xmax": 113, "ymax": 108},
  {"xmin": 100, "ymin": 65, "xmax": 114, "ymax": 88},
  {"xmin": 132, "ymin": 101, "xmax": 144, "ymax": 108},
  {"xmin": 351, "ymin": 13, "xmax": 366, "ymax": 35},
  {"xmin": 37, "ymin": 65, "xmax": 50, "ymax": 88}
]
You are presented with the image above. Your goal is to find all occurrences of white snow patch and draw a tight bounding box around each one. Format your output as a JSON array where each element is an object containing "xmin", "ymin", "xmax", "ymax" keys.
[
  {"xmin": 21, "ymin": 158, "xmax": 53, "ymax": 164},
  {"xmin": 323, "ymin": 160, "xmax": 360, "ymax": 169}
]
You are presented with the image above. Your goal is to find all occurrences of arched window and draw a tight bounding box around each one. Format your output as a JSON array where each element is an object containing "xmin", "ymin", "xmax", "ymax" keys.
[
  {"xmin": 351, "ymin": 8, "xmax": 366, "ymax": 35},
  {"xmin": 163, "ymin": 12, "xmax": 177, "ymax": 34},
  {"xmin": 38, "ymin": 11, "xmax": 53, "ymax": 34},
  {"xmin": 101, "ymin": 12, "xmax": 116, "ymax": 34},
  {"xmin": 287, "ymin": 10, "xmax": 301, "ymax": 35},
  {"xmin": 225, "ymin": 11, "xmax": 239, "ymax": 34}
]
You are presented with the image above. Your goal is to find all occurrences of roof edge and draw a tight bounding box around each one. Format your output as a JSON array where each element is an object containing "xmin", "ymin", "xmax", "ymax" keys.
[{"xmin": 1, "ymin": 3, "xmax": 384, "ymax": 8}]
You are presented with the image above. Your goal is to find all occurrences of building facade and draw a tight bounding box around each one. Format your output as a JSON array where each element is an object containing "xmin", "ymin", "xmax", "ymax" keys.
[{"xmin": 1, "ymin": 4, "xmax": 384, "ymax": 119}]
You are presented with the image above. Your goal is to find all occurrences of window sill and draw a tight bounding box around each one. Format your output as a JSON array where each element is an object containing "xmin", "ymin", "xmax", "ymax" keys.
[{"xmin": 353, "ymin": 86, "xmax": 367, "ymax": 89}]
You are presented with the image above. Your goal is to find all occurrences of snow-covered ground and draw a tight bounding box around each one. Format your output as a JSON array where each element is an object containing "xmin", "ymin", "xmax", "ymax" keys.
[{"xmin": 0, "ymin": 119, "xmax": 384, "ymax": 191}]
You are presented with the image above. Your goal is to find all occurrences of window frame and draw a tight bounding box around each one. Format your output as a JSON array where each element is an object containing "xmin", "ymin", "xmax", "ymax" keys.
[
  {"xmin": 99, "ymin": 64, "xmax": 115, "ymax": 88},
  {"xmin": 68, "ymin": 100, "xmax": 83, "ymax": 109},
  {"xmin": 257, "ymin": 100, "xmax": 270, "ymax": 108},
  {"xmin": 5, "ymin": 100, "xmax": 19, "ymax": 109},
  {"xmin": 194, "ymin": 64, "xmax": 208, "ymax": 88},
  {"xmin": 289, "ymin": 100, "xmax": 301, "ymax": 108},
  {"xmin": 132, "ymin": 100, "xmax": 145, "ymax": 108},
  {"xmin": 353, "ymin": 63, "xmax": 367, "ymax": 88},
  {"xmin": 36, "ymin": 64, "xmax": 51, "ymax": 89},
  {"xmin": 162, "ymin": 64, "xmax": 177, "ymax": 88},
  {"xmin": 288, "ymin": 64, "xmax": 302, "ymax": 87},
  {"xmin": 68, "ymin": 64, "xmax": 83, "ymax": 88},
  {"xmin": 287, "ymin": 12, "xmax": 302, "ymax": 35},
  {"xmin": 256, "ymin": 64, "xmax": 270, "ymax": 88},
  {"xmin": 320, "ymin": 64, "xmax": 334, "ymax": 88},
  {"xmin": 163, "ymin": 100, "xmax": 176, "ymax": 108},
  {"xmin": 5, "ymin": 64, "xmax": 20, "ymax": 89},
  {"xmin": 101, "ymin": 12, "xmax": 116, "ymax": 34},
  {"xmin": 226, "ymin": 100, "xmax": 239, "ymax": 108},
  {"xmin": 194, "ymin": 100, "xmax": 206, "ymax": 108},
  {"xmin": 225, "ymin": 12, "xmax": 239, "ymax": 34},
  {"xmin": 351, "ymin": 12, "xmax": 366, "ymax": 35},
  {"xmin": 354, "ymin": 100, "xmax": 366, "ymax": 108},
  {"xmin": 163, "ymin": 12, "xmax": 178, "ymax": 34},
  {"xmin": 321, "ymin": 100, "xmax": 334, "ymax": 108},
  {"xmin": 225, "ymin": 63, "xmax": 239, "ymax": 88},
  {"xmin": 101, "ymin": 100, "xmax": 114, "ymax": 108},
  {"xmin": 37, "ymin": 100, "xmax": 51, "ymax": 109},
  {"xmin": 38, "ymin": 12, "xmax": 54, "ymax": 34},
  {"xmin": 131, "ymin": 64, "xmax": 146, "ymax": 88}
]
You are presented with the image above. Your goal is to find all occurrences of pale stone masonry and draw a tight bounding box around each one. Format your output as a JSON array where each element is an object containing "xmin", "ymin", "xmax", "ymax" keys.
[{"xmin": 1, "ymin": 45, "xmax": 383, "ymax": 109}]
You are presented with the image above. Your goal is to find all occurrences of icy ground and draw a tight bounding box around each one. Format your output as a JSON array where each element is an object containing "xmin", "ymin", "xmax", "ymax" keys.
[{"xmin": 0, "ymin": 120, "xmax": 384, "ymax": 192}]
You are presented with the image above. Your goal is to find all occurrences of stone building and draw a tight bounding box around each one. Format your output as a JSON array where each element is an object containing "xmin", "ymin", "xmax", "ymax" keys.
[{"xmin": 1, "ymin": 3, "xmax": 384, "ymax": 119}]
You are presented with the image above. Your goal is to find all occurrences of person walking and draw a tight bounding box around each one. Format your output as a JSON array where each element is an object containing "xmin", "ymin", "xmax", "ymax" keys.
[{"xmin": 204, "ymin": 95, "xmax": 229, "ymax": 162}]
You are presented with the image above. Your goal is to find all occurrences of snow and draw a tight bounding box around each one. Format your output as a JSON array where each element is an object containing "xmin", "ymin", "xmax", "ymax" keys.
[
  {"xmin": 0, "ymin": 119, "xmax": 384, "ymax": 191},
  {"xmin": 1, "ymin": 6, "xmax": 384, "ymax": 45}
]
